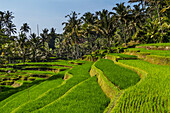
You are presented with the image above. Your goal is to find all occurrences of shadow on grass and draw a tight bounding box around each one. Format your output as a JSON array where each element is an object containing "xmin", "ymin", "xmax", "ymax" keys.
[{"xmin": 0, "ymin": 70, "xmax": 66, "ymax": 102}]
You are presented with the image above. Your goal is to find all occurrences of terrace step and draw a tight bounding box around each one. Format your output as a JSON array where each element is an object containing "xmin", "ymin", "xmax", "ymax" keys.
[
  {"xmin": 9, "ymin": 61, "xmax": 92, "ymax": 113},
  {"xmin": 33, "ymin": 78, "xmax": 90, "ymax": 112}
]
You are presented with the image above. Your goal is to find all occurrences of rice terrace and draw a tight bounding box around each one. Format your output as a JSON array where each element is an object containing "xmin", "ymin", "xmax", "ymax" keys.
[{"xmin": 0, "ymin": 0, "xmax": 169, "ymax": 112}]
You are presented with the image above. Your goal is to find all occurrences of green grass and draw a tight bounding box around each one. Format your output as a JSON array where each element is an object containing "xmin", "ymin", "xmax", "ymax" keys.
[
  {"xmin": 0, "ymin": 72, "xmax": 65, "ymax": 113},
  {"xmin": 6, "ymin": 60, "xmax": 76, "ymax": 67},
  {"xmin": 95, "ymin": 59, "xmax": 140, "ymax": 89},
  {"xmin": 107, "ymin": 53, "xmax": 137, "ymax": 58},
  {"xmin": 0, "ymin": 68, "xmax": 15, "ymax": 71},
  {"xmin": 17, "ymin": 70, "xmax": 57, "ymax": 75},
  {"xmin": 21, "ymin": 65, "xmax": 69, "ymax": 69},
  {"xmin": 127, "ymin": 48, "xmax": 170, "ymax": 57},
  {"xmin": 3, "ymin": 61, "xmax": 93, "ymax": 113},
  {"xmin": 137, "ymin": 43, "xmax": 170, "ymax": 46},
  {"xmin": 0, "ymin": 60, "xmax": 74, "ymax": 102},
  {"xmin": 112, "ymin": 60, "xmax": 170, "ymax": 112},
  {"xmin": 34, "ymin": 76, "xmax": 110, "ymax": 113}
]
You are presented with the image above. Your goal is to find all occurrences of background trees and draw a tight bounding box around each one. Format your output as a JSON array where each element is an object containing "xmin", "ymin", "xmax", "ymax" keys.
[{"xmin": 0, "ymin": 0, "xmax": 169, "ymax": 63}]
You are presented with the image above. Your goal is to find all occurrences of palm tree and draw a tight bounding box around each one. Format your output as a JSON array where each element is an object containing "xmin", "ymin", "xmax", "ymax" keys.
[
  {"xmin": 112, "ymin": 2, "xmax": 132, "ymax": 46},
  {"xmin": 128, "ymin": 0, "xmax": 149, "ymax": 12},
  {"xmin": 62, "ymin": 11, "xmax": 82, "ymax": 59},
  {"xmin": 94, "ymin": 9, "xmax": 117, "ymax": 50},
  {"xmin": 20, "ymin": 23, "xmax": 31, "ymax": 34},
  {"xmin": 4, "ymin": 11, "xmax": 14, "ymax": 27},
  {"xmin": 6, "ymin": 22, "xmax": 16, "ymax": 36},
  {"xmin": 0, "ymin": 11, "xmax": 5, "ymax": 30},
  {"xmin": 18, "ymin": 32, "xmax": 28, "ymax": 63},
  {"xmin": 30, "ymin": 33, "xmax": 41, "ymax": 62},
  {"xmin": 48, "ymin": 28, "xmax": 57, "ymax": 54},
  {"xmin": 81, "ymin": 12, "xmax": 96, "ymax": 53},
  {"xmin": 40, "ymin": 28, "xmax": 49, "ymax": 49}
]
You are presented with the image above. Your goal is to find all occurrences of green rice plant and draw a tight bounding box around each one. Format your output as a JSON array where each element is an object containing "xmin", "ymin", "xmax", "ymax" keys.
[
  {"xmin": 0, "ymin": 74, "xmax": 64, "ymax": 113},
  {"xmin": 112, "ymin": 60, "xmax": 170, "ymax": 113},
  {"xmin": 6, "ymin": 60, "xmax": 76, "ymax": 67},
  {"xmin": 107, "ymin": 53, "xmax": 137, "ymax": 58},
  {"xmin": 17, "ymin": 70, "xmax": 57, "ymax": 75},
  {"xmin": 137, "ymin": 43, "xmax": 170, "ymax": 47},
  {"xmin": 34, "ymin": 76, "xmax": 110, "ymax": 113},
  {"xmin": 127, "ymin": 48, "xmax": 170, "ymax": 57},
  {"xmin": 145, "ymin": 55, "xmax": 170, "ymax": 65},
  {"xmin": 0, "ymin": 60, "xmax": 74, "ymax": 102},
  {"xmin": 21, "ymin": 65, "xmax": 69, "ymax": 69},
  {"xmin": 8, "ymin": 62, "xmax": 93, "ymax": 113},
  {"xmin": 95, "ymin": 59, "xmax": 140, "ymax": 89}
]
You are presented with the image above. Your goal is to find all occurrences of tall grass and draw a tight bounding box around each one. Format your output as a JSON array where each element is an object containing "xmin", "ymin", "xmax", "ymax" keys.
[
  {"xmin": 9, "ymin": 62, "xmax": 93, "ymax": 113},
  {"xmin": 112, "ymin": 60, "xmax": 170, "ymax": 112},
  {"xmin": 0, "ymin": 72, "xmax": 64, "ymax": 113},
  {"xmin": 137, "ymin": 43, "xmax": 170, "ymax": 46},
  {"xmin": 127, "ymin": 48, "xmax": 170, "ymax": 56},
  {"xmin": 95, "ymin": 59, "xmax": 140, "ymax": 89},
  {"xmin": 34, "ymin": 76, "xmax": 110, "ymax": 113}
]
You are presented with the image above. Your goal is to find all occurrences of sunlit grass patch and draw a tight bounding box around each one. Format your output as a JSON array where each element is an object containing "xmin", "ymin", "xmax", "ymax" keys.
[{"xmin": 95, "ymin": 59, "xmax": 140, "ymax": 89}]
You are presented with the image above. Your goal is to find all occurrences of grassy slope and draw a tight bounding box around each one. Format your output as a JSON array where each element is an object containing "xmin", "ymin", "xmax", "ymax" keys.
[
  {"xmin": 137, "ymin": 43, "xmax": 170, "ymax": 46},
  {"xmin": 113, "ymin": 60, "xmax": 170, "ymax": 112},
  {"xmin": 10, "ymin": 61, "xmax": 94, "ymax": 113},
  {"xmin": 34, "ymin": 76, "xmax": 110, "ymax": 113},
  {"xmin": 0, "ymin": 71, "xmax": 65, "ymax": 113},
  {"xmin": 0, "ymin": 60, "xmax": 76, "ymax": 100},
  {"xmin": 107, "ymin": 53, "xmax": 137, "ymax": 58},
  {"xmin": 6, "ymin": 60, "xmax": 76, "ymax": 67},
  {"xmin": 95, "ymin": 59, "xmax": 140, "ymax": 89},
  {"xmin": 127, "ymin": 48, "xmax": 170, "ymax": 57}
]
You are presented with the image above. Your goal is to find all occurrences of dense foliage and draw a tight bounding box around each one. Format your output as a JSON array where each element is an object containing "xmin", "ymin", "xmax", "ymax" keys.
[{"xmin": 0, "ymin": 0, "xmax": 169, "ymax": 62}]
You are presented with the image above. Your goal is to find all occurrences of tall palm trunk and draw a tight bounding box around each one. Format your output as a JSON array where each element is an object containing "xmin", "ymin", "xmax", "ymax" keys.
[
  {"xmin": 107, "ymin": 36, "xmax": 111, "ymax": 51},
  {"xmin": 123, "ymin": 28, "xmax": 127, "ymax": 47},
  {"xmin": 33, "ymin": 50, "xmax": 36, "ymax": 62},
  {"xmin": 155, "ymin": 0, "xmax": 163, "ymax": 42},
  {"xmin": 22, "ymin": 48, "xmax": 25, "ymax": 64},
  {"xmin": 75, "ymin": 42, "xmax": 79, "ymax": 59}
]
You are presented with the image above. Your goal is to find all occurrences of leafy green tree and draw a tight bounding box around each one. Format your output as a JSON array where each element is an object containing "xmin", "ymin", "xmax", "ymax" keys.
[
  {"xmin": 17, "ymin": 32, "xmax": 28, "ymax": 63},
  {"xmin": 95, "ymin": 9, "xmax": 117, "ymax": 50},
  {"xmin": 40, "ymin": 28, "xmax": 49, "ymax": 49},
  {"xmin": 81, "ymin": 12, "xmax": 97, "ymax": 54},
  {"xmin": 29, "ymin": 33, "xmax": 42, "ymax": 62},
  {"xmin": 112, "ymin": 2, "xmax": 132, "ymax": 46},
  {"xmin": 20, "ymin": 23, "xmax": 31, "ymax": 34},
  {"xmin": 62, "ymin": 11, "xmax": 82, "ymax": 59}
]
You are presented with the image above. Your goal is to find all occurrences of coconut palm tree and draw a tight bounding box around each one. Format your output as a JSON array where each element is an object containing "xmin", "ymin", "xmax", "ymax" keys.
[
  {"xmin": 41, "ymin": 28, "xmax": 49, "ymax": 48},
  {"xmin": 81, "ymin": 12, "xmax": 97, "ymax": 53},
  {"xmin": 112, "ymin": 2, "xmax": 132, "ymax": 46},
  {"xmin": 48, "ymin": 28, "xmax": 57, "ymax": 54},
  {"xmin": 94, "ymin": 9, "xmax": 117, "ymax": 50},
  {"xmin": 6, "ymin": 22, "xmax": 16, "ymax": 36},
  {"xmin": 0, "ymin": 11, "xmax": 5, "ymax": 30},
  {"xmin": 62, "ymin": 11, "xmax": 82, "ymax": 59},
  {"xmin": 30, "ymin": 33, "xmax": 41, "ymax": 62},
  {"xmin": 20, "ymin": 23, "xmax": 31, "ymax": 34},
  {"xmin": 17, "ymin": 32, "xmax": 28, "ymax": 63}
]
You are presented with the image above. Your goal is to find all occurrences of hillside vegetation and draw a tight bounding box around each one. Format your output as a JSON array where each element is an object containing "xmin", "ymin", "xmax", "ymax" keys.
[{"xmin": 0, "ymin": 43, "xmax": 169, "ymax": 112}]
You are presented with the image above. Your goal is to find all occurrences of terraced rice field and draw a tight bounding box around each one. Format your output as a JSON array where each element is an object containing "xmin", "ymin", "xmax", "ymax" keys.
[
  {"xmin": 127, "ymin": 48, "xmax": 170, "ymax": 56},
  {"xmin": 95, "ymin": 59, "xmax": 140, "ymax": 89},
  {"xmin": 112, "ymin": 60, "xmax": 170, "ymax": 113},
  {"xmin": 0, "ymin": 60, "xmax": 77, "ymax": 101},
  {"xmin": 0, "ymin": 44, "xmax": 169, "ymax": 112},
  {"xmin": 0, "ymin": 61, "xmax": 110, "ymax": 113}
]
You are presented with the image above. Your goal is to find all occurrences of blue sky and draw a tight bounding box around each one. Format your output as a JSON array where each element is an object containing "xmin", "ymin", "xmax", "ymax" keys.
[{"xmin": 0, "ymin": 0, "xmax": 130, "ymax": 34}]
